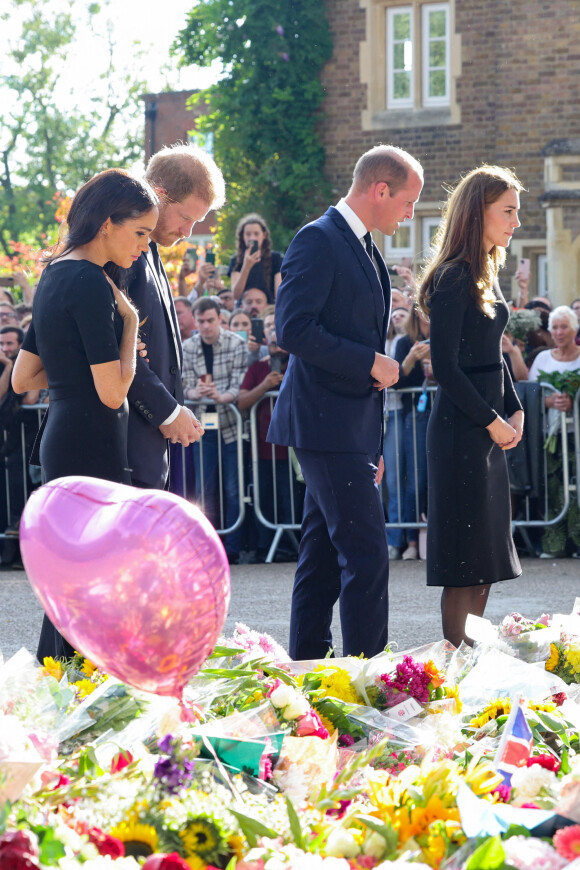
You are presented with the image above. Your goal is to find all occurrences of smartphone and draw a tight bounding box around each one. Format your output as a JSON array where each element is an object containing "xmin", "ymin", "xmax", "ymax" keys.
[
  {"xmin": 518, "ymin": 258, "xmax": 531, "ymax": 280},
  {"xmin": 186, "ymin": 247, "xmax": 197, "ymax": 270},
  {"xmin": 206, "ymin": 249, "xmax": 215, "ymax": 265},
  {"xmin": 200, "ymin": 373, "xmax": 213, "ymax": 384},
  {"xmin": 249, "ymin": 239, "xmax": 259, "ymax": 255},
  {"xmin": 0, "ymin": 277, "xmax": 15, "ymax": 286},
  {"xmin": 270, "ymin": 356, "xmax": 283, "ymax": 374},
  {"xmin": 387, "ymin": 268, "xmax": 406, "ymax": 290},
  {"xmin": 251, "ymin": 318, "xmax": 265, "ymax": 344}
]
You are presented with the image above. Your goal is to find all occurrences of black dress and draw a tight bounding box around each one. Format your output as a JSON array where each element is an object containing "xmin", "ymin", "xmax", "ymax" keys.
[
  {"xmin": 426, "ymin": 261, "xmax": 522, "ymax": 587},
  {"xmin": 23, "ymin": 259, "xmax": 131, "ymax": 660}
]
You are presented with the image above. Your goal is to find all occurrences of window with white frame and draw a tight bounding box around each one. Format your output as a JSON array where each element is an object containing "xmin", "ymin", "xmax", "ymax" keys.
[
  {"xmin": 422, "ymin": 4, "xmax": 450, "ymax": 105},
  {"xmin": 421, "ymin": 216, "xmax": 441, "ymax": 258},
  {"xmin": 386, "ymin": 2, "xmax": 450, "ymax": 110},
  {"xmin": 384, "ymin": 220, "xmax": 415, "ymax": 260},
  {"xmin": 537, "ymin": 254, "xmax": 548, "ymax": 299},
  {"xmin": 387, "ymin": 7, "xmax": 414, "ymax": 108}
]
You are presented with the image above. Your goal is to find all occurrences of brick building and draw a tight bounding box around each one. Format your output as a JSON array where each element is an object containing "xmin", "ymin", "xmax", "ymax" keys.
[
  {"xmin": 143, "ymin": 1, "xmax": 580, "ymax": 302},
  {"xmin": 319, "ymin": 0, "xmax": 580, "ymax": 304}
]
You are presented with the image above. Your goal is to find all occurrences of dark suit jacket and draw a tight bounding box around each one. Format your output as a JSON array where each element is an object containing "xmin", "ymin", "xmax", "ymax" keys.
[
  {"xmin": 267, "ymin": 206, "xmax": 390, "ymax": 455},
  {"xmin": 126, "ymin": 246, "xmax": 183, "ymax": 488}
]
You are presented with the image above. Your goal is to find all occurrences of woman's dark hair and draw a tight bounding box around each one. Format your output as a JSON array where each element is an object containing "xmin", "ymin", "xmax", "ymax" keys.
[
  {"xmin": 417, "ymin": 165, "xmax": 523, "ymax": 319},
  {"xmin": 233, "ymin": 213, "xmax": 273, "ymax": 293},
  {"xmin": 45, "ymin": 169, "xmax": 158, "ymax": 286}
]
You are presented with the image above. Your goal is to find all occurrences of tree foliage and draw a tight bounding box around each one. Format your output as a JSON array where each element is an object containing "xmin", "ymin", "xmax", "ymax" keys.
[
  {"xmin": 0, "ymin": 0, "xmax": 147, "ymax": 256},
  {"xmin": 173, "ymin": 0, "xmax": 333, "ymax": 254}
]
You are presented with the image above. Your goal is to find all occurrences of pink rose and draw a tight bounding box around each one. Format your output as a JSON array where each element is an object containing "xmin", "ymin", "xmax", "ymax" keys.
[{"xmin": 295, "ymin": 708, "xmax": 329, "ymax": 739}]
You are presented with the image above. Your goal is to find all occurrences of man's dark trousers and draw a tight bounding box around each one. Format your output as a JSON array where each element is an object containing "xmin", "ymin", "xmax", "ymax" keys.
[{"xmin": 289, "ymin": 448, "xmax": 389, "ymax": 660}]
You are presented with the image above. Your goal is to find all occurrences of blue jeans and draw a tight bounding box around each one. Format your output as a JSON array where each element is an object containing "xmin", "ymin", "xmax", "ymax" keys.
[
  {"xmin": 193, "ymin": 432, "xmax": 241, "ymax": 555},
  {"xmin": 402, "ymin": 408, "xmax": 429, "ymax": 544},
  {"xmin": 383, "ymin": 407, "xmax": 404, "ymax": 548}
]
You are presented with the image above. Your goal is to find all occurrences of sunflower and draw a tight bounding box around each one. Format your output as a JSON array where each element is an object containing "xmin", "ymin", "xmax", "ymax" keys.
[
  {"xmin": 42, "ymin": 657, "xmax": 64, "ymax": 681},
  {"xmin": 179, "ymin": 817, "xmax": 223, "ymax": 863},
  {"xmin": 80, "ymin": 657, "xmax": 98, "ymax": 677},
  {"xmin": 73, "ymin": 678, "xmax": 97, "ymax": 699},
  {"xmin": 468, "ymin": 697, "xmax": 511, "ymax": 728},
  {"xmin": 109, "ymin": 821, "xmax": 159, "ymax": 857},
  {"xmin": 546, "ymin": 643, "xmax": 560, "ymax": 673}
]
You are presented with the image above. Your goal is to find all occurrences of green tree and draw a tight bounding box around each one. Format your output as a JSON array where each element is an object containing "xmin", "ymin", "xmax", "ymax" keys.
[
  {"xmin": 0, "ymin": 0, "xmax": 146, "ymax": 255},
  {"xmin": 174, "ymin": 0, "xmax": 333, "ymax": 255}
]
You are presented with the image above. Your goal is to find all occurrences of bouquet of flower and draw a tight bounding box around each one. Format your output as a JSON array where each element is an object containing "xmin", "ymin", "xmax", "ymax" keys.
[
  {"xmin": 537, "ymin": 368, "xmax": 580, "ymax": 452},
  {"xmin": 508, "ymin": 307, "xmax": 541, "ymax": 341},
  {"xmin": 546, "ymin": 637, "xmax": 580, "ymax": 685}
]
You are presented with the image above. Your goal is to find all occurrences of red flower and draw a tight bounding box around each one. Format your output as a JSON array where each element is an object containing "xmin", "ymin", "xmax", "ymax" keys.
[
  {"xmin": 526, "ymin": 753, "xmax": 561, "ymax": 772},
  {"xmin": 0, "ymin": 830, "xmax": 41, "ymax": 869},
  {"xmin": 554, "ymin": 824, "xmax": 580, "ymax": 860},
  {"xmin": 111, "ymin": 749, "xmax": 133, "ymax": 773},
  {"xmin": 552, "ymin": 692, "xmax": 567, "ymax": 707},
  {"xmin": 142, "ymin": 854, "xmax": 191, "ymax": 870},
  {"xmin": 88, "ymin": 827, "xmax": 125, "ymax": 858}
]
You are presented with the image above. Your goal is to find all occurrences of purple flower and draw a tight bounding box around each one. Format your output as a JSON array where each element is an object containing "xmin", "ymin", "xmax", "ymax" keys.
[
  {"xmin": 281, "ymin": 52, "xmax": 290, "ymax": 62},
  {"xmin": 157, "ymin": 734, "xmax": 174, "ymax": 754},
  {"xmin": 276, "ymin": 25, "xmax": 284, "ymax": 36}
]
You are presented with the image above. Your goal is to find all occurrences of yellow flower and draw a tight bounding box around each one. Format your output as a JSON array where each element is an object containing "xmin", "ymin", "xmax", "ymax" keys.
[
  {"xmin": 311, "ymin": 664, "xmax": 364, "ymax": 704},
  {"xmin": 227, "ymin": 834, "xmax": 245, "ymax": 859},
  {"xmin": 185, "ymin": 857, "xmax": 206, "ymax": 870},
  {"xmin": 462, "ymin": 758, "xmax": 504, "ymax": 796},
  {"xmin": 565, "ymin": 647, "xmax": 580, "ymax": 674},
  {"xmin": 469, "ymin": 697, "xmax": 511, "ymax": 728},
  {"xmin": 443, "ymin": 685, "xmax": 462, "ymax": 715},
  {"xmin": 180, "ymin": 817, "xmax": 222, "ymax": 861},
  {"xmin": 42, "ymin": 657, "xmax": 64, "ymax": 681},
  {"xmin": 546, "ymin": 643, "xmax": 560, "ymax": 672},
  {"xmin": 73, "ymin": 679, "xmax": 96, "ymax": 699},
  {"xmin": 109, "ymin": 821, "xmax": 159, "ymax": 857},
  {"xmin": 80, "ymin": 658, "xmax": 98, "ymax": 677}
]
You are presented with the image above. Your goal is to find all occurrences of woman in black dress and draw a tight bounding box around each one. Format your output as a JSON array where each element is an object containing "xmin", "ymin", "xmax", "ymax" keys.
[
  {"xmin": 12, "ymin": 168, "xmax": 158, "ymax": 661},
  {"xmin": 228, "ymin": 213, "xmax": 282, "ymax": 303},
  {"xmin": 417, "ymin": 166, "xmax": 524, "ymax": 648}
]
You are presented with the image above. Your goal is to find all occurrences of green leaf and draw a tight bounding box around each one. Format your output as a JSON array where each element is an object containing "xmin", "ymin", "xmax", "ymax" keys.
[
  {"xmin": 38, "ymin": 827, "xmax": 67, "ymax": 866},
  {"xmin": 286, "ymin": 796, "xmax": 305, "ymax": 849},
  {"xmin": 465, "ymin": 835, "xmax": 505, "ymax": 870},
  {"xmin": 355, "ymin": 815, "xmax": 398, "ymax": 854},
  {"xmin": 228, "ymin": 809, "xmax": 279, "ymax": 848}
]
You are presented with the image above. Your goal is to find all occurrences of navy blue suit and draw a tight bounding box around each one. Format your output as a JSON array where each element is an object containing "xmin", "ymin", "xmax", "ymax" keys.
[
  {"xmin": 267, "ymin": 206, "xmax": 392, "ymax": 659},
  {"xmin": 126, "ymin": 244, "xmax": 183, "ymax": 488}
]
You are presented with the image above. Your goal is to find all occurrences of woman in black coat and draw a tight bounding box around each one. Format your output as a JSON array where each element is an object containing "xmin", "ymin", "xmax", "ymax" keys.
[{"xmin": 417, "ymin": 166, "xmax": 525, "ymax": 647}]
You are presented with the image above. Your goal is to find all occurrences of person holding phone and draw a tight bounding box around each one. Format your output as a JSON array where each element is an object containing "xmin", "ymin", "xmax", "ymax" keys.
[
  {"xmin": 228, "ymin": 213, "xmax": 283, "ymax": 302},
  {"xmin": 417, "ymin": 165, "xmax": 524, "ymax": 648}
]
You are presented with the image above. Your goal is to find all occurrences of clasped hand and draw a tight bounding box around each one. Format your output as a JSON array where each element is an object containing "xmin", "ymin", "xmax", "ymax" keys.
[
  {"xmin": 371, "ymin": 353, "xmax": 399, "ymax": 390},
  {"xmin": 486, "ymin": 411, "xmax": 524, "ymax": 450}
]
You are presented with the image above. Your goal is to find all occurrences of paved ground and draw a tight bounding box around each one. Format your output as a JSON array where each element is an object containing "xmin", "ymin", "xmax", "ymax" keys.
[{"xmin": 1, "ymin": 556, "xmax": 579, "ymax": 662}]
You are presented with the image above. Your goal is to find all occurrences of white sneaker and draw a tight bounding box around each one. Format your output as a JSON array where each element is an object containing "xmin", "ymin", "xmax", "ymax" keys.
[
  {"xmin": 388, "ymin": 545, "xmax": 401, "ymax": 560},
  {"xmin": 402, "ymin": 544, "xmax": 419, "ymax": 560}
]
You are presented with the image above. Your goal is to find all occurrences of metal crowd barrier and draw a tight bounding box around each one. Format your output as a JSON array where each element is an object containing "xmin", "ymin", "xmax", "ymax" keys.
[{"xmin": 4, "ymin": 387, "xmax": 579, "ymax": 560}]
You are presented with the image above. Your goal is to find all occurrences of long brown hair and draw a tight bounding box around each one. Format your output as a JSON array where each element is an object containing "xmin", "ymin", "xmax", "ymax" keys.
[
  {"xmin": 417, "ymin": 165, "xmax": 523, "ymax": 319},
  {"xmin": 234, "ymin": 213, "xmax": 273, "ymax": 292}
]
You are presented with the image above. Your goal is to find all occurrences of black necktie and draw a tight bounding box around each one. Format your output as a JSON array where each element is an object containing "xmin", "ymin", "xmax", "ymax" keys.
[{"xmin": 363, "ymin": 231, "xmax": 374, "ymax": 260}]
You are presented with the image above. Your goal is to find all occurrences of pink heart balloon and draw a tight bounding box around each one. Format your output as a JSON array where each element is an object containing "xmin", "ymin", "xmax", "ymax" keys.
[{"xmin": 20, "ymin": 476, "xmax": 231, "ymax": 697}]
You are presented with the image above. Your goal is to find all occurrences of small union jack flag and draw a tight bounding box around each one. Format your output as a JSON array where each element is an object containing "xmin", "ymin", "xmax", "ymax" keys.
[{"xmin": 493, "ymin": 700, "xmax": 533, "ymax": 786}]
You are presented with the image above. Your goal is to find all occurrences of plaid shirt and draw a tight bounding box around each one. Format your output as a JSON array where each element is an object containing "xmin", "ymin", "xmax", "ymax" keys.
[{"xmin": 182, "ymin": 328, "xmax": 248, "ymax": 444}]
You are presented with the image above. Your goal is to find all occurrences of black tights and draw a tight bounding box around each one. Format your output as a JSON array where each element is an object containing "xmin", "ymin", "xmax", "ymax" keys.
[{"xmin": 441, "ymin": 584, "xmax": 491, "ymax": 648}]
